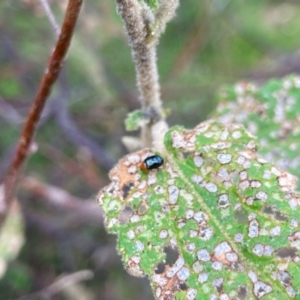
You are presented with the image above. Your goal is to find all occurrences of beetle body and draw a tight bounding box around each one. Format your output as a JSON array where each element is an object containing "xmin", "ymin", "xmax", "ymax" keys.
[{"xmin": 141, "ymin": 155, "xmax": 164, "ymax": 170}]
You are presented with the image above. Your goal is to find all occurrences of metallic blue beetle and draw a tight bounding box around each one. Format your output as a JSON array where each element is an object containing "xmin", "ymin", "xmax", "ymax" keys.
[{"xmin": 142, "ymin": 155, "xmax": 164, "ymax": 170}]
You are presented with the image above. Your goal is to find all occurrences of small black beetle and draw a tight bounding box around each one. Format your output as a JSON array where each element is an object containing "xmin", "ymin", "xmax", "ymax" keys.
[{"xmin": 141, "ymin": 155, "xmax": 164, "ymax": 170}]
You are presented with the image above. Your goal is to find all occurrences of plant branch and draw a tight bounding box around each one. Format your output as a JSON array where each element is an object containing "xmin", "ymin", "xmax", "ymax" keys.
[
  {"xmin": 154, "ymin": 0, "xmax": 179, "ymax": 38},
  {"xmin": 39, "ymin": 1, "xmax": 115, "ymax": 170},
  {"xmin": 1, "ymin": 0, "xmax": 83, "ymax": 229},
  {"xmin": 116, "ymin": 0, "xmax": 179, "ymax": 147},
  {"xmin": 116, "ymin": 0, "xmax": 161, "ymax": 115}
]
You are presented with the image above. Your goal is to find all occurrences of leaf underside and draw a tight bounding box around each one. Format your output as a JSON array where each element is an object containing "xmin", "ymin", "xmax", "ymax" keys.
[{"xmin": 98, "ymin": 120, "xmax": 300, "ymax": 300}]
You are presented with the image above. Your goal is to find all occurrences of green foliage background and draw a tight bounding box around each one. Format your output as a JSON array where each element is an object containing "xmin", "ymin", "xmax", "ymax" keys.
[{"xmin": 1, "ymin": 0, "xmax": 300, "ymax": 299}]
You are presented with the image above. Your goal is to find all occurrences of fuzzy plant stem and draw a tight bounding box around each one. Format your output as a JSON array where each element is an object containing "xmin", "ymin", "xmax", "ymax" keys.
[
  {"xmin": 116, "ymin": 0, "xmax": 179, "ymax": 148},
  {"xmin": 136, "ymin": 46, "xmax": 161, "ymax": 147},
  {"xmin": 117, "ymin": 0, "xmax": 161, "ymax": 147}
]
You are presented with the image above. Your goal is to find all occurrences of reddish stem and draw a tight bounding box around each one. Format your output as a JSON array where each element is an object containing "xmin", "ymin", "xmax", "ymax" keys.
[{"xmin": 1, "ymin": 0, "xmax": 83, "ymax": 227}]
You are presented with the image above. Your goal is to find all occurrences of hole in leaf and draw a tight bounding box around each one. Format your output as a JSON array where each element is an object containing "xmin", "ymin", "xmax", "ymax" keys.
[
  {"xmin": 262, "ymin": 205, "xmax": 288, "ymax": 222},
  {"xmin": 155, "ymin": 262, "xmax": 166, "ymax": 274},
  {"xmin": 274, "ymin": 211, "xmax": 288, "ymax": 222},
  {"xmin": 118, "ymin": 206, "xmax": 133, "ymax": 224},
  {"xmin": 182, "ymin": 151, "xmax": 191, "ymax": 159},
  {"xmin": 219, "ymin": 200, "xmax": 226, "ymax": 206},
  {"xmin": 256, "ymin": 106, "xmax": 266, "ymax": 117},
  {"xmin": 232, "ymin": 262, "xmax": 243, "ymax": 272},
  {"xmin": 106, "ymin": 184, "xmax": 115, "ymax": 194},
  {"xmin": 237, "ymin": 285, "xmax": 248, "ymax": 299},
  {"xmin": 234, "ymin": 209, "xmax": 248, "ymax": 224},
  {"xmin": 121, "ymin": 182, "xmax": 134, "ymax": 199},
  {"xmin": 179, "ymin": 282, "xmax": 188, "ymax": 290},
  {"xmin": 213, "ymin": 278, "xmax": 223, "ymax": 293},
  {"xmin": 278, "ymin": 271, "xmax": 291, "ymax": 286},
  {"xmin": 275, "ymin": 247, "xmax": 297, "ymax": 259},
  {"xmin": 262, "ymin": 205, "xmax": 273, "ymax": 214},
  {"xmin": 164, "ymin": 246, "xmax": 179, "ymax": 266}
]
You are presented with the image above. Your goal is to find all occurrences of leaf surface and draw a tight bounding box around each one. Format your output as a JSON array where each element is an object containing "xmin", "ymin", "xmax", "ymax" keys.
[
  {"xmin": 214, "ymin": 75, "xmax": 300, "ymax": 189},
  {"xmin": 98, "ymin": 120, "xmax": 300, "ymax": 300}
]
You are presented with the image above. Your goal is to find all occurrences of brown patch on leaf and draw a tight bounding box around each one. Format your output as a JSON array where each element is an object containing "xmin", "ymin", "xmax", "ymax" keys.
[
  {"xmin": 126, "ymin": 256, "xmax": 145, "ymax": 277},
  {"xmin": 262, "ymin": 205, "xmax": 288, "ymax": 222},
  {"xmin": 288, "ymin": 231, "xmax": 300, "ymax": 242},
  {"xmin": 237, "ymin": 285, "xmax": 248, "ymax": 300},
  {"xmin": 98, "ymin": 149, "xmax": 153, "ymax": 202},
  {"xmin": 275, "ymin": 247, "xmax": 298, "ymax": 260},
  {"xmin": 122, "ymin": 182, "xmax": 134, "ymax": 199},
  {"xmin": 153, "ymin": 268, "xmax": 182, "ymax": 300}
]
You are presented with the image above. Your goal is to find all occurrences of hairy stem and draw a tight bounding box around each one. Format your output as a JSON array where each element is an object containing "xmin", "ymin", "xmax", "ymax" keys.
[
  {"xmin": 117, "ymin": 0, "xmax": 179, "ymax": 147},
  {"xmin": 135, "ymin": 44, "xmax": 161, "ymax": 147},
  {"xmin": 116, "ymin": 0, "xmax": 162, "ymax": 147}
]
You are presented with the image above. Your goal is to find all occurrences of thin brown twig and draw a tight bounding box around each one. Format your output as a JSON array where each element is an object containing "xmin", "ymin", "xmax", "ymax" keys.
[
  {"xmin": 1, "ymin": 0, "xmax": 83, "ymax": 229},
  {"xmin": 39, "ymin": 0, "xmax": 115, "ymax": 170}
]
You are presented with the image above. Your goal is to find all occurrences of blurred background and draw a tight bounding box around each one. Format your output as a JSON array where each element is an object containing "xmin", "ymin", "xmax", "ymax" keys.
[{"xmin": 1, "ymin": 0, "xmax": 300, "ymax": 299}]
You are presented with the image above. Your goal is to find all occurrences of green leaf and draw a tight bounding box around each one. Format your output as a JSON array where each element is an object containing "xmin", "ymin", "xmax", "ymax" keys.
[
  {"xmin": 98, "ymin": 120, "xmax": 300, "ymax": 299},
  {"xmin": 142, "ymin": 0, "xmax": 159, "ymax": 10},
  {"xmin": 125, "ymin": 110, "xmax": 150, "ymax": 131},
  {"xmin": 214, "ymin": 75, "xmax": 300, "ymax": 189}
]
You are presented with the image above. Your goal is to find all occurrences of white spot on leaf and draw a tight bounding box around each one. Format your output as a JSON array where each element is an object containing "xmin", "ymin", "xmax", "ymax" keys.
[
  {"xmin": 205, "ymin": 182, "xmax": 218, "ymax": 193},
  {"xmin": 135, "ymin": 240, "xmax": 144, "ymax": 251},
  {"xmin": 193, "ymin": 156, "xmax": 203, "ymax": 167},
  {"xmin": 168, "ymin": 185, "xmax": 179, "ymax": 204},
  {"xmin": 159, "ymin": 230, "xmax": 168, "ymax": 239},
  {"xmin": 198, "ymin": 272, "xmax": 208, "ymax": 283},
  {"xmin": 217, "ymin": 153, "xmax": 232, "ymax": 164},
  {"xmin": 186, "ymin": 288, "xmax": 197, "ymax": 300},
  {"xmin": 177, "ymin": 267, "xmax": 190, "ymax": 280},
  {"xmin": 127, "ymin": 230, "xmax": 135, "ymax": 239},
  {"xmin": 197, "ymin": 249, "xmax": 211, "ymax": 261},
  {"xmin": 232, "ymin": 131, "xmax": 242, "ymax": 139}
]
